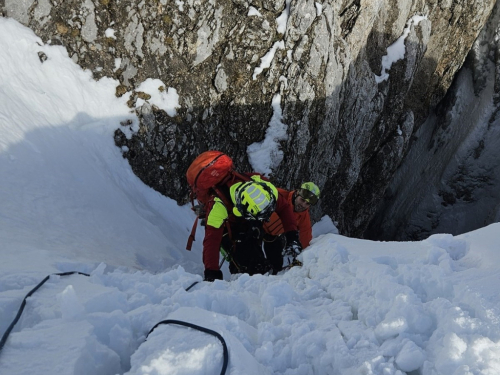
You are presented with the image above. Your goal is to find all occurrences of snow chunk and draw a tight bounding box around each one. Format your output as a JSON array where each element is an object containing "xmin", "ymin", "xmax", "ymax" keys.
[
  {"xmin": 253, "ymin": 41, "xmax": 285, "ymax": 80},
  {"xmin": 312, "ymin": 215, "xmax": 339, "ymax": 237},
  {"xmin": 248, "ymin": 6, "xmax": 262, "ymax": 17},
  {"xmin": 425, "ymin": 233, "xmax": 469, "ymax": 260},
  {"xmin": 127, "ymin": 307, "xmax": 270, "ymax": 375},
  {"xmin": 375, "ymin": 317, "xmax": 408, "ymax": 340},
  {"xmin": 135, "ymin": 78, "xmax": 180, "ymax": 117},
  {"xmin": 315, "ymin": 3, "xmax": 323, "ymax": 16},
  {"xmin": 114, "ymin": 58, "xmax": 121, "ymax": 72},
  {"xmin": 395, "ymin": 339, "xmax": 426, "ymax": 372},
  {"xmin": 276, "ymin": 0, "xmax": 292, "ymax": 34},
  {"xmin": 57, "ymin": 285, "xmax": 85, "ymax": 321},
  {"xmin": 375, "ymin": 15, "xmax": 427, "ymax": 83},
  {"xmin": 105, "ymin": 28, "xmax": 116, "ymax": 39},
  {"xmin": 247, "ymin": 94, "xmax": 288, "ymax": 175}
]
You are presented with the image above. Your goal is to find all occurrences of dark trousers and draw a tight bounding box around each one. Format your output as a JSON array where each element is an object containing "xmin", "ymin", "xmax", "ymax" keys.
[
  {"xmin": 221, "ymin": 234, "xmax": 271, "ymax": 275},
  {"xmin": 263, "ymin": 234, "xmax": 286, "ymax": 274}
]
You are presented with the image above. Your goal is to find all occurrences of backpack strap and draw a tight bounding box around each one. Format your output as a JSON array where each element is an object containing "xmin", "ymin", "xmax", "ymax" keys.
[
  {"xmin": 212, "ymin": 185, "xmax": 233, "ymax": 211},
  {"xmin": 229, "ymin": 171, "xmax": 252, "ymax": 184},
  {"xmin": 185, "ymin": 217, "xmax": 198, "ymax": 251}
]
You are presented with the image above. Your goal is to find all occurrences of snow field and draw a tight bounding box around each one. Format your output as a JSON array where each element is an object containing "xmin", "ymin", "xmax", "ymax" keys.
[{"xmin": 3, "ymin": 227, "xmax": 500, "ymax": 374}]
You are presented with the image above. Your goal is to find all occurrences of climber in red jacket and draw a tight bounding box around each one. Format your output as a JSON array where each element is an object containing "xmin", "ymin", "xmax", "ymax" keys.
[
  {"xmin": 202, "ymin": 175, "xmax": 300, "ymax": 281},
  {"xmin": 263, "ymin": 182, "xmax": 320, "ymax": 271}
]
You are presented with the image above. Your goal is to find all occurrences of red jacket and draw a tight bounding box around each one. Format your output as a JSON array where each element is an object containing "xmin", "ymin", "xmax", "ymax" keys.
[
  {"xmin": 263, "ymin": 189, "xmax": 312, "ymax": 248},
  {"xmin": 203, "ymin": 184, "xmax": 297, "ymax": 271}
]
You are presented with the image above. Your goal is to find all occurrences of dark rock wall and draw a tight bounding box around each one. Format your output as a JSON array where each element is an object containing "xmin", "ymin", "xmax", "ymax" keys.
[{"xmin": 366, "ymin": 1, "xmax": 500, "ymax": 240}]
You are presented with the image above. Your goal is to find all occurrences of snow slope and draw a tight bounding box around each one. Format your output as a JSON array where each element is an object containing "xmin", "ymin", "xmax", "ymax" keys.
[{"xmin": 1, "ymin": 17, "xmax": 499, "ymax": 375}]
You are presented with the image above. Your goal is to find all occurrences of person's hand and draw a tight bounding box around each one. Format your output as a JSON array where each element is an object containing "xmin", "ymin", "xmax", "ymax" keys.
[
  {"xmin": 204, "ymin": 269, "xmax": 223, "ymax": 282},
  {"xmin": 283, "ymin": 231, "xmax": 302, "ymax": 258}
]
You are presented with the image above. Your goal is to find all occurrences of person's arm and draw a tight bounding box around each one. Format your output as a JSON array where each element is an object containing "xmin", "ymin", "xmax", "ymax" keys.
[
  {"xmin": 275, "ymin": 193, "xmax": 302, "ymax": 259},
  {"xmin": 275, "ymin": 194, "xmax": 298, "ymax": 232},
  {"xmin": 202, "ymin": 199, "xmax": 228, "ymax": 279},
  {"xmin": 203, "ymin": 225, "xmax": 224, "ymax": 271},
  {"xmin": 298, "ymin": 211, "xmax": 312, "ymax": 248}
]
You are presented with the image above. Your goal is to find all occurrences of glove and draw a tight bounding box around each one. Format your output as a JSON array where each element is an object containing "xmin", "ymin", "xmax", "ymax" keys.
[
  {"xmin": 283, "ymin": 231, "xmax": 302, "ymax": 259},
  {"xmin": 204, "ymin": 269, "xmax": 223, "ymax": 282}
]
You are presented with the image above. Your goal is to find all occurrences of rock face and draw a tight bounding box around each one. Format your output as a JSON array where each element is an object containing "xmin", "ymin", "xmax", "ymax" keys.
[
  {"xmin": 2, "ymin": 0, "xmax": 497, "ymax": 238},
  {"xmin": 366, "ymin": 1, "xmax": 500, "ymax": 240}
]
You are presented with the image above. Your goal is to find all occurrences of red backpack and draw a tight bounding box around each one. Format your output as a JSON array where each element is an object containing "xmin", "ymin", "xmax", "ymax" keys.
[{"xmin": 185, "ymin": 151, "xmax": 249, "ymax": 250}]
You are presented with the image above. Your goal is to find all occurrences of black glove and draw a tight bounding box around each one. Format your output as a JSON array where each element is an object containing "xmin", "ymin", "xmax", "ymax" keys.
[
  {"xmin": 204, "ymin": 269, "xmax": 223, "ymax": 282},
  {"xmin": 284, "ymin": 231, "xmax": 302, "ymax": 258}
]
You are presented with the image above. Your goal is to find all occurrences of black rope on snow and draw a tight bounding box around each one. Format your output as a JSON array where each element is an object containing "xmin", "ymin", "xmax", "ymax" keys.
[
  {"xmin": 185, "ymin": 281, "xmax": 200, "ymax": 291},
  {"xmin": 1, "ymin": 273, "xmax": 227, "ymax": 373},
  {"xmin": 147, "ymin": 319, "xmax": 229, "ymax": 375},
  {"xmin": 0, "ymin": 271, "xmax": 90, "ymax": 353}
]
